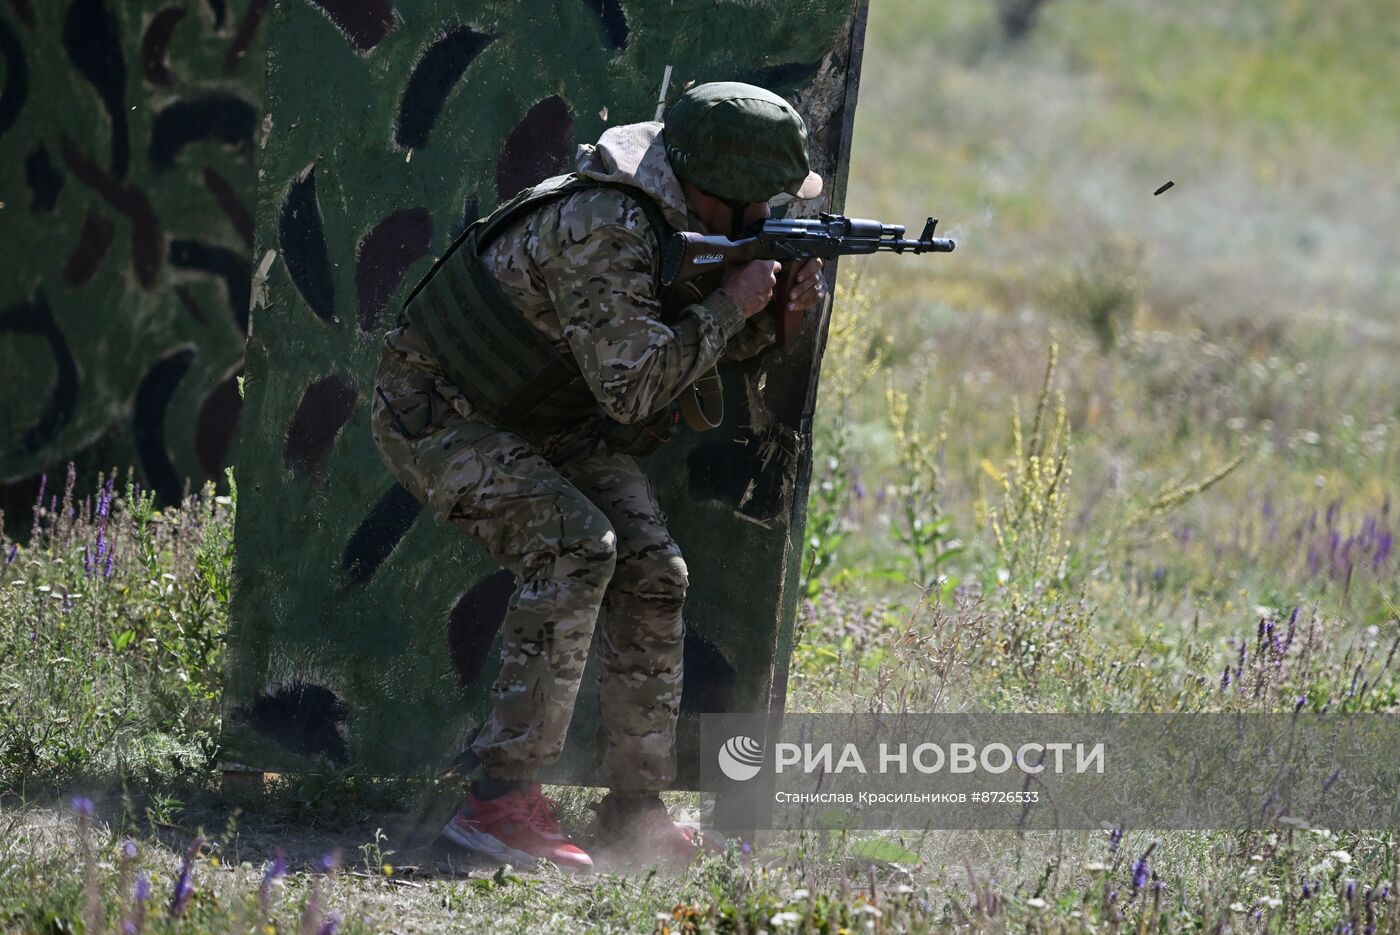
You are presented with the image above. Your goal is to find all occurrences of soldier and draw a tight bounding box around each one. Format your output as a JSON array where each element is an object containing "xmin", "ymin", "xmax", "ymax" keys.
[{"xmin": 370, "ymin": 82, "xmax": 826, "ymax": 871}]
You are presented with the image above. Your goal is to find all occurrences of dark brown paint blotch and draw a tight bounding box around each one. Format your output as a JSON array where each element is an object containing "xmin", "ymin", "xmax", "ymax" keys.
[
  {"xmin": 355, "ymin": 206, "xmax": 433, "ymax": 332},
  {"xmin": 61, "ymin": 207, "xmax": 115, "ymax": 287},
  {"xmin": 448, "ymin": 569, "xmax": 514, "ymax": 687},
  {"xmin": 496, "ymin": 95, "xmax": 573, "ymax": 201},
  {"xmin": 306, "ymin": 0, "xmax": 396, "ymax": 54},
  {"xmin": 140, "ymin": 6, "xmax": 186, "ymax": 87},
  {"xmin": 195, "ymin": 368, "xmax": 243, "ymax": 478},
  {"xmin": 283, "ymin": 374, "xmax": 358, "ymax": 484}
]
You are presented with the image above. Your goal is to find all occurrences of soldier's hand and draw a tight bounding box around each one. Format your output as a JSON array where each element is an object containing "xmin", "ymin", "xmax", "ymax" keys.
[
  {"xmin": 721, "ymin": 260, "xmax": 781, "ymax": 319},
  {"xmin": 785, "ymin": 258, "xmax": 826, "ymax": 316}
]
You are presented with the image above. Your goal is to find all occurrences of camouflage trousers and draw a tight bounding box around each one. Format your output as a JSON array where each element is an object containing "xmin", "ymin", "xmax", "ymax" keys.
[{"xmin": 370, "ymin": 349, "xmax": 685, "ymax": 791}]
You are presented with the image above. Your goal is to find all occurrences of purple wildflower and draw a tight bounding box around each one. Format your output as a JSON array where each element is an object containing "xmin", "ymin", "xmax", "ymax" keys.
[
  {"xmin": 169, "ymin": 848, "xmax": 195, "ymax": 917},
  {"xmin": 122, "ymin": 839, "xmax": 137, "ymax": 860},
  {"xmin": 1346, "ymin": 881, "xmax": 1357, "ymax": 899},
  {"xmin": 1376, "ymin": 532, "xmax": 1393, "ymax": 569},
  {"xmin": 260, "ymin": 853, "xmax": 287, "ymax": 914},
  {"xmin": 1302, "ymin": 882, "xmax": 1314, "ymax": 899},
  {"xmin": 263, "ymin": 854, "xmax": 288, "ymax": 884},
  {"xmin": 126, "ymin": 873, "xmax": 151, "ymax": 935},
  {"xmin": 98, "ymin": 476, "xmax": 114, "ymax": 518},
  {"xmin": 1295, "ymin": 695, "xmax": 1307, "ymax": 713},
  {"xmin": 1221, "ymin": 667, "xmax": 1231, "ymax": 691},
  {"xmin": 1131, "ymin": 856, "xmax": 1150, "ymax": 890},
  {"xmin": 71, "ymin": 797, "xmax": 95, "ymax": 820},
  {"xmin": 4, "ymin": 543, "xmax": 15, "ymax": 564},
  {"xmin": 104, "ymin": 551, "xmax": 115, "ymax": 579},
  {"xmin": 317, "ymin": 852, "xmax": 339, "ymax": 873},
  {"xmin": 317, "ymin": 912, "xmax": 343, "ymax": 935},
  {"xmin": 30, "ymin": 474, "xmax": 48, "ymax": 540},
  {"xmin": 1107, "ymin": 826, "xmax": 1123, "ymax": 853}
]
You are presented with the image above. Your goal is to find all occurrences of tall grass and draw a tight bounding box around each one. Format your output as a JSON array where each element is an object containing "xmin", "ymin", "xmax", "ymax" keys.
[{"xmin": 0, "ymin": 467, "xmax": 232, "ymax": 791}]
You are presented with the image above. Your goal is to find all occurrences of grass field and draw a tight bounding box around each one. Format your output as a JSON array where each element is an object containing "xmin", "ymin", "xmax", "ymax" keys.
[{"xmin": 2, "ymin": 0, "xmax": 1398, "ymax": 930}]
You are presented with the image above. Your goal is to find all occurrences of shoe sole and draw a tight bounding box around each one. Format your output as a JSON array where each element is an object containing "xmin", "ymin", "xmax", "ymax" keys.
[{"xmin": 439, "ymin": 820, "xmax": 592, "ymax": 873}]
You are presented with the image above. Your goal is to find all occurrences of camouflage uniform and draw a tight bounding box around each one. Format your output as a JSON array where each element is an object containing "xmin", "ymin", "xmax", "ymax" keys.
[{"xmin": 371, "ymin": 121, "xmax": 773, "ymax": 790}]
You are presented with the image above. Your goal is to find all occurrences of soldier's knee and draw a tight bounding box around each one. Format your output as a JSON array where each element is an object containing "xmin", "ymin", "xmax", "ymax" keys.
[
  {"xmin": 661, "ymin": 552, "xmax": 688, "ymax": 599},
  {"xmin": 617, "ymin": 546, "xmax": 687, "ymax": 605},
  {"xmin": 555, "ymin": 508, "xmax": 618, "ymax": 582}
]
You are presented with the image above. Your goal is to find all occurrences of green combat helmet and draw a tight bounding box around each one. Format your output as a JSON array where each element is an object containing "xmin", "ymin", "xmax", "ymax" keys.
[{"xmin": 663, "ymin": 81, "xmax": 824, "ymax": 204}]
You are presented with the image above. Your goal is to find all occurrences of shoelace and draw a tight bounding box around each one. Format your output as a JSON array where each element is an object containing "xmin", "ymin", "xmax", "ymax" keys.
[{"xmin": 503, "ymin": 791, "xmax": 563, "ymax": 834}]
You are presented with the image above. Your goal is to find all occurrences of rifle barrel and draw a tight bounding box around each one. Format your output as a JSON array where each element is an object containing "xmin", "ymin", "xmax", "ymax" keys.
[{"xmin": 882, "ymin": 237, "xmax": 956, "ymax": 254}]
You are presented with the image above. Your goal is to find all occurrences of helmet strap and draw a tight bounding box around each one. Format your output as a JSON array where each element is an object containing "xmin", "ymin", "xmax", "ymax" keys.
[
  {"xmin": 691, "ymin": 182, "xmax": 757, "ymax": 238},
  {"xmin": 724, "ymin": 198, "xmax": 750, "ymax": 239}
]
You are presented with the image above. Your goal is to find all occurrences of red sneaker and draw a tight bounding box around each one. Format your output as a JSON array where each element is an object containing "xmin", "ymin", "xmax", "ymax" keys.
[{"xmin": 441, "ymin": 784, "xmax": 593, "ymax": 872}]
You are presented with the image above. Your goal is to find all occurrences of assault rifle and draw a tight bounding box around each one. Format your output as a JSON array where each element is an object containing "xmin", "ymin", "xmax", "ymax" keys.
[{"xmin": 661, "ymin": 214, "xmax": 956, "ymax": 345}]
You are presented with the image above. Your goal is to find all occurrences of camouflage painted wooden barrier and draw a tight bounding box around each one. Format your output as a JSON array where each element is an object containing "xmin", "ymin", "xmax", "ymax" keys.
[
  {"xmin": 223, "ymin": 0, "xmax": 869, "ymax": 786},
  {"xmin": 0, "ymin": 0, "xmax": 265, "ymax": 530}
]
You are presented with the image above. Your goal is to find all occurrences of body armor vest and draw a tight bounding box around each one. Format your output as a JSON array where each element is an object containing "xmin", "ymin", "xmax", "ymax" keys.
[{"xmin": 401, "ymin": 174, "xmax": 711, "ymax": 455}]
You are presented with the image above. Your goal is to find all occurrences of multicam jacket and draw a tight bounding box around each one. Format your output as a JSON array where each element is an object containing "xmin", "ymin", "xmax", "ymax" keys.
[{"xmin": 383, "ymin": 120, "xmax": 775, "ymax": 449}]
